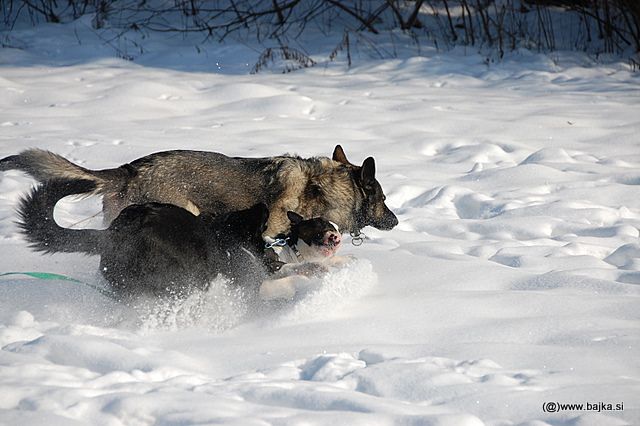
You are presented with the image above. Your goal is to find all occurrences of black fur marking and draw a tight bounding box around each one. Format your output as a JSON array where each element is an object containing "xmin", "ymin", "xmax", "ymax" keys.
[
  {"xmin": 305, "ymin": 183, "xmax": 323, "ymax": 199},
  {"xmin": 284, "ymin": 212, "xmax": 338, "ymax": 248},
  {"xmin": 0, "ymin": 155, "xmax": 20, "ymax": 171},
  {"xmin": 17, "ymin": 179, "xmax": 101, "ymax": 255}
]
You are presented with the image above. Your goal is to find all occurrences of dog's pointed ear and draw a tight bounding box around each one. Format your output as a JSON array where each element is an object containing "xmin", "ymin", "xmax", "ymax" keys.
[
  {"xmin": 287, "ymin": 211, "xmax": 304, "ymax": 226},
  {"xmin": 361, "ymin": 157, "xmax": 376, "ymax": 185},
  {"xmin": 332, "ymin": 145, "xmax": 352, "ymax": 165}
]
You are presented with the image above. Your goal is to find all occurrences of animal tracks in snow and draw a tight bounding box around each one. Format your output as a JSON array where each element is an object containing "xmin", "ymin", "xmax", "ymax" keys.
[
  {"xmin": 0, "ymin": 311, "xmax": 547, "ymax": 426},
  {"xmin": 387, "ymin": 141, "xmax": 640, "ymax": 288}
]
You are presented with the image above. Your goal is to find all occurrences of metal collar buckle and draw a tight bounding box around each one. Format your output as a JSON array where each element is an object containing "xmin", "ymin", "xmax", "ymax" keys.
[
  {"xmin": 350, "ymin": 230, "xmax": 365, "ymax": 246},
  {"xmin": 264, "ymin": 237, "xmax": 289, "ymax": 249}
]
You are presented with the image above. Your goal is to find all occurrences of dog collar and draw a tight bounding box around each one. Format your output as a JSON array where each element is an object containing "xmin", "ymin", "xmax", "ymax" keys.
[
  {"xmin": 264, "ymin": 237, "xmax": 303, "ymax": 265},
  {"xmin": 264, "ymin": 236, "xmax": 289, "ymax": 249}
]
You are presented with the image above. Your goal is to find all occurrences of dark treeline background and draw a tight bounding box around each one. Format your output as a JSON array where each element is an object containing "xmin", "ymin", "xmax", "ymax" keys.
[{"xmin": 2, "ymin": 1, "xmax": 638, "ymax": 62}]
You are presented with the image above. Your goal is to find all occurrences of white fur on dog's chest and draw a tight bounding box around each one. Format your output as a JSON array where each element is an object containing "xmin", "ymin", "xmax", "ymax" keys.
[
  {"xmin": 269, "ymin": 244, "xmax": 301, "ymax": 264},
  {"xmin": 264, "ymin": 237, "xmax": 309, "ymax": 264}
]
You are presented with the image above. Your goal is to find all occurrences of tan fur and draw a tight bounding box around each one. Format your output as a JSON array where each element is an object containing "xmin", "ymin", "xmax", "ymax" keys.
[
  {"xmin": 266, "ymin": 157, "xmax": 360, "ymax": 236},
  {"xmin": 267, "ymin": 158, "xmax": 308, "ymax": 236},
  {"xmin": 184, "ymin": 200, "xmax": 201, "ymax": 216},
  {"xmin": 21, "ymin": 150, "xmax": 100, "ymax": 184}
]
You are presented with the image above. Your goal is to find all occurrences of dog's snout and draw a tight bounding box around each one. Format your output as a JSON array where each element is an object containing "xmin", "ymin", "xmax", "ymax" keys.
[
  {"xmin": 325, "ymin": 231, "xmax": 341, "ymax": 246},
  {"xmin": 374, "ymin": 210, "xmax": 398, "ymax": 231},
  {"xmin": 387, "ymin": 213, "xmax": 399, "ymax": 228}
]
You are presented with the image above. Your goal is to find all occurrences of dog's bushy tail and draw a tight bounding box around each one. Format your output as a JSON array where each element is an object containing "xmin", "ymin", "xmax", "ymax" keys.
[
  {"xmin": 1, "ymin": 149, "xmax": 131, "ymax": 195},
  {"xmin": 17, "ymin": 179, "xmax": 103, "ymax": 255}
]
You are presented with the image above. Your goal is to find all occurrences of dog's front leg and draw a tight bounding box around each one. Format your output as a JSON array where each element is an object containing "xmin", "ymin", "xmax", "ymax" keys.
[
  {"xmin": 260, "ymin": 276, "xmax": 309, "ymax": 300},
  {"xmin": 278, "ymin": 262, "xmax": 329, "ymax": 277},
  {"xmin": 324, "ymin": 255, "xmax": 357, "ymax": 268}
]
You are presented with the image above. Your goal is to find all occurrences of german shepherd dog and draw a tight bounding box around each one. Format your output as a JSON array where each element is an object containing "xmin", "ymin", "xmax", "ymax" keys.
[
  {"xmin": 1, "ymin": 145, "xmax": 398, "ymax": 236},
  {"xmin": 17, "ymin": 179, "xmax": 347, "ymax": 301}
]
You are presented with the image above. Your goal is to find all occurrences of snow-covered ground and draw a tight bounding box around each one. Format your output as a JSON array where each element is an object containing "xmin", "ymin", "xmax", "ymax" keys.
[{"xmin": 1, "ymin": 21, "xmax": 639, "ymax": 426}]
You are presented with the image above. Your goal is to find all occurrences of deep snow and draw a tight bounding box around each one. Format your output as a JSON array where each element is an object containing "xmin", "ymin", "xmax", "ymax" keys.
[{"xmin": 0, "ymin": 20, "xmax": 639, "ymax": 426}]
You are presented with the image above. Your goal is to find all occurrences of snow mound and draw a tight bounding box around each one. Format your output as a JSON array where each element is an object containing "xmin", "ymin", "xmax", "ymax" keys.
[
  {"xmin": 604, "ymin": 243, "xmax": 640, "ymax": 270},
  {"xmin": 276, "ymin": 258, "xmax": 377, "ymax": 324},
  {"xmin": 521, "ymin": 147, "xmax": 578, "ymax": 164}
]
